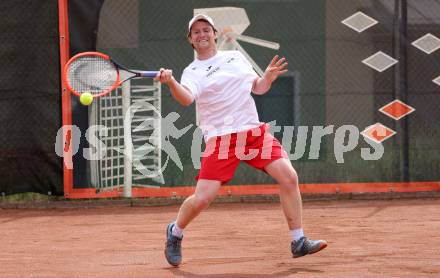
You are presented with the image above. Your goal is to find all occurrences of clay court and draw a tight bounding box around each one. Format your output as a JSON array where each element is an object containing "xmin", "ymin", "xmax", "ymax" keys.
[{"xmin": 1, "ymin": 198, "xmax": 439, "ymax": 277}]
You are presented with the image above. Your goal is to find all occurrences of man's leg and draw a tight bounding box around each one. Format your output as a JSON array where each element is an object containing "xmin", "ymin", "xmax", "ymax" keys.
[
  {"xmin": 264, "ymin": 158, "xmax": 302, "ymax": 230},
  {"xmin": 176, "ymin": 179, "xmax": 221, "ymax": 229},
  {"xmin": 165, "ymin": 179, "xmax": 221, "ymax": 266},
  {"xmin": 264, "ymin": 158, "xmax": 327, "ymax": 258}
]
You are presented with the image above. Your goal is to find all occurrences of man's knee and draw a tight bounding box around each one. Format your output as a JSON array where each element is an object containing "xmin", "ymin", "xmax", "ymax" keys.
[
  {"xmin": 278, "ymin": 170, "xmax": 299, "ymax": 191},
  {"xmin": 193, "ymin": 194, "xmax": 214, "ymax": 210}
]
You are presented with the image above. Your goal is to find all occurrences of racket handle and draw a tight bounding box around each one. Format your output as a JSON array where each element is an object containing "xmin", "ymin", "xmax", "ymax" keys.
[{"xmin": 139, "ymin": 71, "xmax": 159, "ymax": 78}]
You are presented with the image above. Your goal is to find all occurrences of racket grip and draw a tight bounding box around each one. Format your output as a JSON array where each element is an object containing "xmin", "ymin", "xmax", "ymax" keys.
[{"xmin": 139, "ymin": 71, "xmax": 159, "ymax": 78}]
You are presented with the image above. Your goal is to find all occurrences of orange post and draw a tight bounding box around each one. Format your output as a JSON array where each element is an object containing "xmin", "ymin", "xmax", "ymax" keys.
[{"xmin": 58, "ymin": 0, "xmax": 73, "ymax": 197}]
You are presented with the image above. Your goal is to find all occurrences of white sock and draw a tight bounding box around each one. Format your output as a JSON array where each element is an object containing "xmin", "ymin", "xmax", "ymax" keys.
[
  {"xmin": 289, "ymin": 228, "xmax": 304, "ymax": 242},
  {"xmin": 172, "ymin": 222, "xmax": 184, "ymax": 238}
]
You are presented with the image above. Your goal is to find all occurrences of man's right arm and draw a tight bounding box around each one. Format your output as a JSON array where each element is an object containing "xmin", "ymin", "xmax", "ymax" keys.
[{"xmin": 154, "ymin": 69, "xmax": 194, "ymax": 106}]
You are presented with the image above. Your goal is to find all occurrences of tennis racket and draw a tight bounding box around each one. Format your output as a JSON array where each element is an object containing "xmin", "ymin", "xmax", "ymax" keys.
[{"xmin": 64, "ymin": 51, "xmax": 158, "ymax": 97}]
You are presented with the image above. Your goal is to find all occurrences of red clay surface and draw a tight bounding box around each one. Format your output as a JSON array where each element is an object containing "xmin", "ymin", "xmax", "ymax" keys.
[{"xmin": 1, "ymin": 198, "xmax": 439, "ymax": 277}]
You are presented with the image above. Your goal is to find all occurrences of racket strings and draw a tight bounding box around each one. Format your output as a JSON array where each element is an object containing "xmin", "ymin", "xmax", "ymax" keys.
[{"xmin": 67, "ymin": 56, "xmax": 118, "ymax": 95}]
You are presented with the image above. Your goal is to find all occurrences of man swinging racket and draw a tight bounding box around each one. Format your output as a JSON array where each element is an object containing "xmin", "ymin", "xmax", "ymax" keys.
[{"xmin": 155, "ymin": 14, "xmax": 327, "ymax": 266}]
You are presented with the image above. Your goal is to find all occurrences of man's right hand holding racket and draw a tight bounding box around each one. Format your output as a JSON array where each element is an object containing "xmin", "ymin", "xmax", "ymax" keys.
[{"xmin": 155, "ymin": 68, "xmax": 194, "ymax": 106}]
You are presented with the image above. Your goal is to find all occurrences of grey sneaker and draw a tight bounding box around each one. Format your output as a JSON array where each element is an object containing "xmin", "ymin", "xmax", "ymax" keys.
[
  {"xmin": 291, "ymin": 236, "xmax": 327, "ymax": 258},
  {"xmin": 164, "ymin": 223, "xmax": 183, "ymax": 266}
]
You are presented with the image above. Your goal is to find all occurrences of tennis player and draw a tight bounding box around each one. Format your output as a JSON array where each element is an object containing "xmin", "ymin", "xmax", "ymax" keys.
[{"xmin": 155, "ymin": 14, "xmax": 327, "ymax": 266}]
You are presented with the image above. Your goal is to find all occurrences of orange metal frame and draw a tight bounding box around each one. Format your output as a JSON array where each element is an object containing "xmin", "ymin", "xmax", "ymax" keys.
[
  {"xmin": 58, "ymin": 0, "xmax": 440, "ymax": 199},
  {"xmin": 66, "ymin": 182, "xmax": 440, "ymax": 199},
  {"xmin": 58, "ymin": 0, "xmax": 74, "ymax": 198}
]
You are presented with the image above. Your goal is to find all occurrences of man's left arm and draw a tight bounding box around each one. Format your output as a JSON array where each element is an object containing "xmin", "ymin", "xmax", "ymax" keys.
[{"xmin": 252, "ymin": 55, "xmax": 288, "ymax": 95}]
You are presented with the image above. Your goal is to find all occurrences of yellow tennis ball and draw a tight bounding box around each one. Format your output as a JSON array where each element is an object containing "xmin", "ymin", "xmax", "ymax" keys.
[{"xmin": 80, "ymin": 92, "xmax": 93, "ymax": 106}]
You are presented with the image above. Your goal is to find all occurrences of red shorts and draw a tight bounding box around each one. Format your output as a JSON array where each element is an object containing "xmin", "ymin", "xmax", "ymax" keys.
[{"xmin": 196, "ymin": 123, "xmax": 288, "ymax": 184}]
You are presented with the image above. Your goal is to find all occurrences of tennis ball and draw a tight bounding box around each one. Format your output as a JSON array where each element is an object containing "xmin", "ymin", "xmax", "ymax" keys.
[{"xmin": 80, "ymin": 92, "xmax": 93, "ymax": 106}]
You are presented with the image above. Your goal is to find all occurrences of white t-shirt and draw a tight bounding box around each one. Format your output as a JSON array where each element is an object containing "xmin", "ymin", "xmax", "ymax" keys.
[{"xmin": 181, "ymin": 50, "xmax": 261, "ymax": 141}]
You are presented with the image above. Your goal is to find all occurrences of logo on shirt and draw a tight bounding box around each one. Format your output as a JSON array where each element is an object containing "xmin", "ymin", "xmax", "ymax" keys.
[
  {"xmin": 206, "ymin": 66, "xmax": 220, "ymax": 78},
  {"xmin": 191, "ymin": 67, "xmax": 197, "ymax": 70},
  {"xmin": 227, "ymin": 57, "xmax": 235, "ymax": 63},
  {"xmin": 206, "ymin": 66, "xmax": 212, "ymax": 71}
]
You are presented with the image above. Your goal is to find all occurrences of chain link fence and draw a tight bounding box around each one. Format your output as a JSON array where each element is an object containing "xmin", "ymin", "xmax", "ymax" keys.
[{"xmin": 84, "ymin": 0, "xmax": 440, "ymax": 187}]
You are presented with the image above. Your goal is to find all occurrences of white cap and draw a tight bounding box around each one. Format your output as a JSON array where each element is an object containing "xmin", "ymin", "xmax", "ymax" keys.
[{"xmin": 188, "ymin": 14, "xmax": 216, "ymax": 34}]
